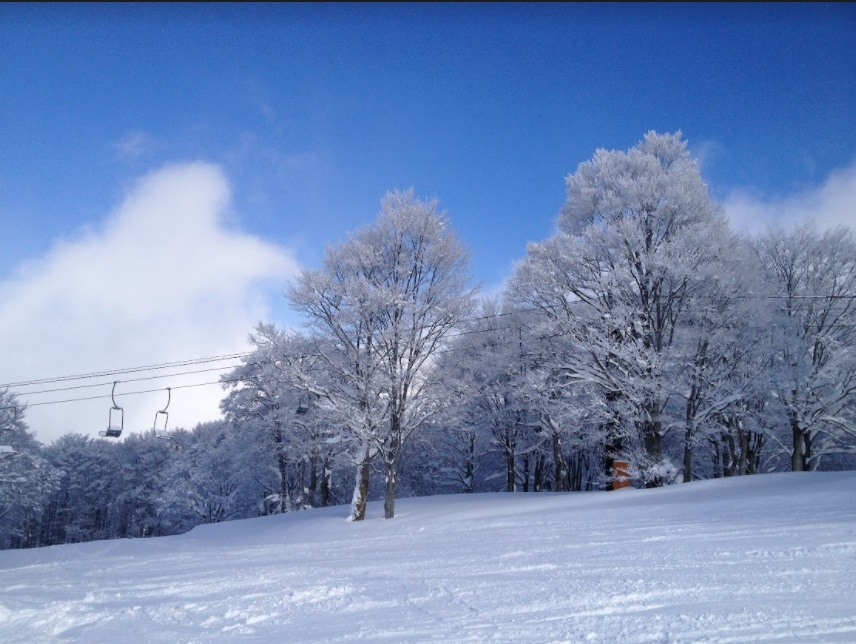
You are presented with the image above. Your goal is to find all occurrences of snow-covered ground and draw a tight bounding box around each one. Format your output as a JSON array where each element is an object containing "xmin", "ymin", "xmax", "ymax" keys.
[{"xmin": 1, "ymin": 472, "xmax": 855, "ymax": 643}]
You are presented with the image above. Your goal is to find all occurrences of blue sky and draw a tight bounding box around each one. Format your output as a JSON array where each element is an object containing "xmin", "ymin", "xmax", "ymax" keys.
[{"xmin": 1, "ymin": 3, "xmax": 854, "ymax": 443}]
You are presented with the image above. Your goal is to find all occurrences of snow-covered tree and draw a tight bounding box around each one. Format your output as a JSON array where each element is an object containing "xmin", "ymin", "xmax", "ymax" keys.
[
  {"xmin": 221, "ymin": 325, "xmax": 344, "ymax": 512},
  {"xmin": 752, "ymin": 223, "xmax": 856, "ymax": 470},
  {"xmin": 287, "ymin": 189, "xmax": 476, "ymax": 519},
  {"xmin": 40, "ymin": 434, "xmax": 118, "ymax": 546},
  {"xmin": 436, "ymin": 300, "xmax": 541, "ymax": 492},
  {"xmin": 510, "ymin": 131, "xmax": 730, "ymax": 486},
  {"xmin": 157, "ymin": 421, "xmax": 254, "ymax": 530},
  {"xmin": 109, "ymin": 430, "xmax": 176, "ymax": 538},
  {"xmin": 672, "ymin": 237, "xmax": 769, "ymax": 482},
  {"xmin": 221, "ymin": 324, "xmax": 299, "ymax": 513},
  {"xmin": 0, "ymin": 391, "xmax": 57, "ymax": 548}
]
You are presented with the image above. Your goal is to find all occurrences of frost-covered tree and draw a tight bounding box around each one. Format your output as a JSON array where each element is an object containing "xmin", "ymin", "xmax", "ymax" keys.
[
  {"xmin": 510, "ymin": 131, "xmax": 730, "ymax": 486},
  {"xmin": 523, "ymin": 330, "xmax": 605, "ymax": 491},
  {"xmin": 436, "ymin": 300, "xmax": 544, "ymax": 492},
  {"xmin": 221, "ymin": 324, "xmax": 295, "ymax": 513},
  {"xmin": 752, "ymin": 223, "xmax": 856, "ymax": 470},
  {"xmin": 221, "ymin": 325, "xmax": 343, "ymax": 512},
  {"xmin": 0, "ymin": 391, "xmax": 57, "ymax": 548},
  {"xmin": 40, "ymin": 434, "xmax": 118, "ymax": 546},
  {"xmin": 674, "ymin": 238, "xmax": 768, "ymax": 482},
  {"xmin": 287, "ymin": 189, "xmax": 476, "ymax": 519},
  {"xmin": 112, "ymin": 430, "xmax": 175, "ymax": 538},
  {"xmin": 157, "ymin": 422, "xmax": 253, "ymax": 530}
]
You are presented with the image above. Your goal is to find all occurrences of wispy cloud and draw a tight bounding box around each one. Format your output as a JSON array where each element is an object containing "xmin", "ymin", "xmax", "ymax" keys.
[
  {"xmin": 0, "ymin": 163, "xmax": 300, "ymax": 444},
  {"xmin": 723, "ymin": 160, "xmax": 856, "ymax": 234},
  {"xmin": 114, "ymin": 130, "xmax": 160, "ymax": 162},
  {"xmin": 690, "ymin": 139, "xmax": 726, "ymax": 180}
]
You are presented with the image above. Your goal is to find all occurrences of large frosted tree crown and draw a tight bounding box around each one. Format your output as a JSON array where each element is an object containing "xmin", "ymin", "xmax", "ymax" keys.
[{"xmin": 559, "ymin": 130, "xmax": 711, "ymax": 237}]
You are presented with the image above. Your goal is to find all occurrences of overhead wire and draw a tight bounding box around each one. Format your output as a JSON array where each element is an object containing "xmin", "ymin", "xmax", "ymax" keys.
[
  {"xmin": 15, "ymin": 379, "xmax": 234, "ymax": 409},
  {"xmin": 3, "ymin": 292, "xmax": 852, "ymax": 390},
  {"xmin": 0, "ymin": 352, "xmax": 252, "ymax": 389},
  {"xmin": 16, "ymin": 363, "xmax": 246, "ymax": 397},
  {"xmin": 2, "ymin": 294, "xmax": 855, "ymax": 413}
]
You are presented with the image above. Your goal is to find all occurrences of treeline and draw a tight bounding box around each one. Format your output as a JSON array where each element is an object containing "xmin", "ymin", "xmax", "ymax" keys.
[{"xmin": 2, "ymin": 131, "xmax": 855, "ymax": 549}]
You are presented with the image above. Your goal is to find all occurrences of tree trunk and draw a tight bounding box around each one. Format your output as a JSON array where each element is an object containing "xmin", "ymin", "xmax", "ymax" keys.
[
  {"xmin": 683, "ymin": 421, "xmax": 694, "ymax": 483},
  {"xmin": 274, "ymin": 421, "xmax": 290, "ymax": 512},
  {"xmin": 463, "ymin": 434, "xmax": 475, "ymax": 493},
  {"xmin": 803, "ymin": 432, "xmax": 814, "ymax": 471},
  {"xmin": 384, "ymin": 461, "xmax": 396, "ymax": 519},
  {"xmin": 307, "ymin": 454, "xmax": 318, "ymax": 508},
  {"xmin": 522, "ymin": 454, "xmax": 530, "ymax": 492},
  {"xmin": 723, "ymin": 432, "xmax": 738, "ymax": 477},
  {"xmin": 683, "ymin": 343, "xmax": 706, "ymax": 484},
  {"xmin": 738, "ymin": 426, "xmax": 749, "ymax": 476},
  {"xmin": 643, "ymin": 404, "xmax": 664, "ymax": 488},
  {"xmin": 602, "ymin": 391, "xmax": 623, "ymax": 487},
  {"xmin": 504, "ymin": 423, "xmax": 516, "ymax": 492},
  {"xmin": 383, "ymin": 414, "xmax": 402, "ymax": 519},
  {"xmin": 791, "ymin": 416, "xmax": 803, "ymax": 472},
  {"xmin": 746, "ymin": 432, "xmax": 763, "ymax": 475},
  {"xmin": 350, "ymin": 448, "xmax": 372, "ymax": 521},
  {"xmin": 505, "ymin": 449, "xmax": 515, "ymax": 492},
  {"xmin": 710, "ymin": 436, "xmax": 722, "ymax": 478},
  {"xmin": 320, "ymin": 454, "xmax": 331, "ymax": 507},
  {"xmin": 552, "ymin": 432, "xmax": 567, "ymax": 492},
  {"xmin": 567, "ymin": 451, "xmax": 584, "ymax": 492},
  {"xmin": 534, "ymin": 450, "xmax": 545, "ymax": 492}
]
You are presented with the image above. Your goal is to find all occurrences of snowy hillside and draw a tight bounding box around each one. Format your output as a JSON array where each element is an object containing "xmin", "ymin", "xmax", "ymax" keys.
[{"xmin": 1, "ymin": 472, "xmax": 855, "ymax": 643}]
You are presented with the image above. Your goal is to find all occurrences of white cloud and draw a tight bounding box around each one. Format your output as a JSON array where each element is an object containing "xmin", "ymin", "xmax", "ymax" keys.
[
  {"xmin": 0, "ymin": 162, "xmax": 300, "ymax": 445},
  {"xmin": 723, "ymin": 161, "xmax": 856, "ymax": 234}
]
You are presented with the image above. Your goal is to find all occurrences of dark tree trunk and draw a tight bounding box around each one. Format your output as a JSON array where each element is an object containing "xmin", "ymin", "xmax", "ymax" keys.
[
  {"xmin": 384, "ymin": 462, "xmax": 396, "ymax": 519},
  {"xmin": 643, "ymin": 406, "xmax": 664, "ymax": 488},
  {"xmin": 351, "ymin": 454, "xmax": 371, "ymax": 521},
  {"xmin": 505, "ymin": 449, "xmax": 515, "ymax": 492},
  {"xmin": 791, "ymin": 416, "xmax": 804, "ymax": 472},
  {"xmin": 567, "ymin": 451, "xmax": 584, "ymax": 492},
  {"xmin": 463, "ymin": 434, "xmax": 475, "ymax": 493},
  {"xmin": 533, "ymin": 450, "xmax": 545, "ymax": 492},
  {"xmin": 602, "ymin": 390, "xmax": 623, "ymax": 488},
  {"xmin": 522, "ymin": 454, "xmax": 530, "ymax": 492},
  {"xmin": 504, "ymin": 423, "xmax": 516, "ymax": 492},
  {"xmin": 552, "ymin": 432, "xmax": 567, "ymax": 492},
  {"xmin": 319, "ymin": 454, "xmax": 331, "ymax": 507},
  {"xmin": 738, "ymin": 426, "xmax": 749, "ymax": 476},
  {"xmin": 273, "ymin": 420, "xmax": 290, "ymax": 512},
  {"xmin": 710, "ymin": 436, "xmax": 722, "ymax": 478},
  {"xmin": 307, "ymin": 454, "xmax": 318, "ymax": 508}
]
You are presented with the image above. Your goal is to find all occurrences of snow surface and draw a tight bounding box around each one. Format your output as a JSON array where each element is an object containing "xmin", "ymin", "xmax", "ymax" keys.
[{"xmin": 1, "ymin": 472, "xmax": 855, "ymax": 643}]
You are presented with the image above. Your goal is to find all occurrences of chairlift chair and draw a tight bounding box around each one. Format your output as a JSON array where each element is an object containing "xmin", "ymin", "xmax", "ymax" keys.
[
  {"xmin": 154, "ymin": 388, "xmax": 171, "ymax": 439},
  {"xmin": 99, "ymin": 381, "xmax": 124, "ymax": 438}
]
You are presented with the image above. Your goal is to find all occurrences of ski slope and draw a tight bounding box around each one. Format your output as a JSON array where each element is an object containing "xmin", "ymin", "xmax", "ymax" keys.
[{"xmin": 1, "ymin": 472, "xmax": 855, "ymax": 642}]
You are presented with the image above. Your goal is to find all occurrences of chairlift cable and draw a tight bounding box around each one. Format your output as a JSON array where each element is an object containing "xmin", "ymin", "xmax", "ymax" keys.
[
  {"xmin": 2, "ymin": 293, "xmax": 856, "ymax": 413},
  {"xmin": 0, "ymin": 352, "xmax": 251, "ymax": 389},
  {"xmin": 15, "ymin": 363, "xmax": 249, "ymax": 397},
  {"xmin": 0, "ymin": 378, "xmax": 236, "ymax": 410},
  {"xmin": 2, "ymin": 295, "xmax": 853, "ymax": 390}
]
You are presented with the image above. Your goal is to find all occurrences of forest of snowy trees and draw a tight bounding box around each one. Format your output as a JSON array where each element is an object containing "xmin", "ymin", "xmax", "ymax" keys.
[{"xmin": 2, "ymin": 132, "xmax": 855, "ymax": 549}]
